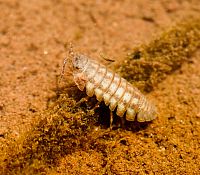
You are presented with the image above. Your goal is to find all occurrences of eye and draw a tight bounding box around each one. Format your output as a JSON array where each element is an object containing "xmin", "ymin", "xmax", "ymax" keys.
[{"xmin": 74, "ymin": 64, "xmax": 80, "ymax": 70}]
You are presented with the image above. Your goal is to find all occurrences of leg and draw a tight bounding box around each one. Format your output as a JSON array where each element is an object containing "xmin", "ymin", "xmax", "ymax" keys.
[
  {"xmin": 99, "ymin": 52, "xmax": 115, "ymax": 63},
  {"xmin": 120, "ymin": 117, "xmax": 126, "ymax": 129},
  {"xmin": 110, "ymin": 111, "xmax": 113, "ymax": 130},
  {"xmin": 76, "ymin": 96, "xmax": 90, "ymax": 106},
  {"xmin": 87, "ymin": 101, "xmax": 101, "ymax": 116},
  {"xmin": 87, "ymin": 101, "xmax": 101, "ymax": 114},
  {"xmin": 92, "ymin": 101, "xmax": 101, "ymax": 111},
  {"xmin": 59, "ymin": 57, "xmax": 73, "ymax": 84}
]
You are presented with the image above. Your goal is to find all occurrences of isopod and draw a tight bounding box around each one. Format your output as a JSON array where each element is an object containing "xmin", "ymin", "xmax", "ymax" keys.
[{"xmin": 62, "ymin": 44, "xmax": 157, "ymax": 123}]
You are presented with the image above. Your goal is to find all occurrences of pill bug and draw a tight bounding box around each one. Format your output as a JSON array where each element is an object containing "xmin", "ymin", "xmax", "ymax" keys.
[{"xmin": 62, "ymin": 44, "xmax": 157, "ymax": 122}]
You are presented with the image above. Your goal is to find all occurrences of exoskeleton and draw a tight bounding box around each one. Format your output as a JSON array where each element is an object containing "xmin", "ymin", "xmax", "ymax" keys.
[{"xmin": 62, "ymin": 44, "xmax": 157, "ymax": 123}]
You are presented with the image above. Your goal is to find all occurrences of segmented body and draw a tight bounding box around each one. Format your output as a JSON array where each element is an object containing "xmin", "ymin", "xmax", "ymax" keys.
[{"xmin": 65, "ymin": 49, "xmax": 157, "ymax": 122}]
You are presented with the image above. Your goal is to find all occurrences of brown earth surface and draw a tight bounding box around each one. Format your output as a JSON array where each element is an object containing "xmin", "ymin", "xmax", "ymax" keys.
[{"xmin": 0, "ymin": 0, "xmax": 200, "ymax": 174}]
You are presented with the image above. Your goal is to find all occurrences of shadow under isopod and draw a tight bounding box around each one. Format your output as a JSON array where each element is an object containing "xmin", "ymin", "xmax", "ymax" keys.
[{"xmin": 52, "ymin": 84, "xmax": 152, "ymax": 132}]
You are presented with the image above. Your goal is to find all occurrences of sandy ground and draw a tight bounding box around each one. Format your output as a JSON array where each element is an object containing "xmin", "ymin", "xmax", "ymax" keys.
[{"xmin": 0, "ymin": 0, "xmax": 200, "ymax": 174}]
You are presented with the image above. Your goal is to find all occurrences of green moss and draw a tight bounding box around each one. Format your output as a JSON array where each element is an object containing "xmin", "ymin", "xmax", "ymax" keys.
[
  {"xmin": 118, "ymin": 18, "xmax": 200, "ymax": 92},
  {"xmin": 1, "ymin": 90, "xmax": 99, "ymax": 175}
]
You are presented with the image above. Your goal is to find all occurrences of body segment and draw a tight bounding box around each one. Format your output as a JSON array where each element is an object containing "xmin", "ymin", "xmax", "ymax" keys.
[{"xmin": 65, "ymin": 47, "xmax": 157, "ymax": 122}]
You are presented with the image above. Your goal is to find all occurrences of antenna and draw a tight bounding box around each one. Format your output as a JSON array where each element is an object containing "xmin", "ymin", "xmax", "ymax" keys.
[{"xmin": 59, "ymin": 42, "xmax": 74, "ymax": 83}]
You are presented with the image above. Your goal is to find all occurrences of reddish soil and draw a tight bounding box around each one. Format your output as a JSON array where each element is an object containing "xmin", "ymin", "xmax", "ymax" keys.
[{"xmin": 0, "ymin": 0, "xmax": 200, "ymax": 174}]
